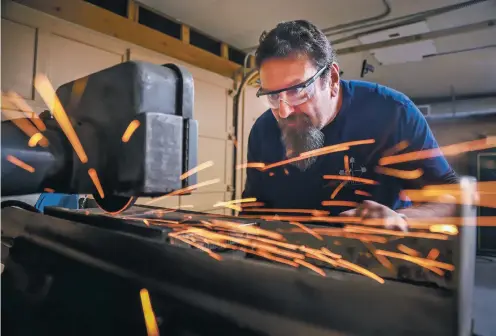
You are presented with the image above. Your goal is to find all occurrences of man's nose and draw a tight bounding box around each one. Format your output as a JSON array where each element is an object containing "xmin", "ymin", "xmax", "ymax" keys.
[{"xmin": 278, "ymin": 98, "xmax": 294, "ymax": 119}]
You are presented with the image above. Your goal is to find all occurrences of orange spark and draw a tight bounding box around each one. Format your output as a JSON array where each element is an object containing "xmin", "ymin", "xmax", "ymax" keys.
[
  {"xmin": 240, "ymin": 214, "xmax": 362, "ymax": 224},
  {"xmin": 68, "ymin": 76, "xmax": 88, "ymax": 110},
  {"xmin": 44, "ymin": 188, "xmax": 55, "ymax": 193},
  {"xmin": 320, "ymin": 247, "xmax": 342, "ymax": 259},
  {"xmin": 287, "ymin": 228, "xmax": 388, "ymax": 244},
  {"xmin": 337, "ymin": 259, "xmax": 385, "ymax": 284},
  {"xmin": 214, "ymin": 197, "xmax": 257, "ymax": 207},
  {"xmin": 376, "ymin": 250, "xmax": 455, "ymax": 271},
  {"xmin": 304, "ymin": 250, "xmax": 339, "ymax": 267},
  {"xmin": 170, "ymin": 233, "xmax": 223, "ymax": 261},
  {"xmin": 330, "ymin": 181, "xmax": 347, "ymax": 199},
  {"xmin": 290, "ymin": 221, "xmax": 323, "ymax": 240},
  {"xmin": 375, "ymin": 166, "xmax": 424, "ymax": 180},
  {"xmin": 28, "ymin": 132, "xmax": 45, "ymax": 147},
  {"xmin": 355, "ymin": 190, "xmax": 372, "ymax": 197},
  {"xmin": 122, "ymin": 120, "xmax": 140, "ymax": 143},
  {"xmin": 180, "ymin": 160, "xmax": 214, "ymax": 180},
  {"xmin": 382, "ymin": 140, "xmax": 409, "ymax": 157},
  {"xmin": 239, "ymin": 202, "xmax": 265, "ymax": 208},
  {"xmin": 321, "ymin": 200, "xmax": 358, "ymax": 207},
  {"xmin": 363, "ymin": 242, "xmax": 394, "ymax": 272},
  {"xmin": 236, "ymin": 162, "xmax": 265, "ymax": 169},
  {"xmin": 5, "ymin": 91, "xmax": 47, "ymax": 132},
  {"xmin": 379, "ymin": 137, "xmax": 496, "ymax": 166},
  {"xmin": 284, "ymin": 168, "xmax": 289, "ymax": 175},
  {"xmin": 34, "ymin": 74, "xmax": 88, "ymax": 163},
  {"xmin": 146, "ymin": 178, "xmax": 220, "ymax": 205},
  {"xmin": 263, "ymin": 146, "xmax": 348, "ymax": 170},
  {"xmin": 401, "ymin": 189, "xmax": 496, "ymax": 209},
  {"xmin": 139, "ymin": 289, "xmax": 160, "ymax": 336},
  {"xmin": 300, "ymin": 139, "xmax": 375, "ymax": 158},
  {"xmin": 243, "ymin": 208, "xmax": 329, "ymax": 216},
  {"xmin": 397, "ymin": 244, "xmax": 420, "ymax": 257},
  {"xmin": 1, "ymin": 109, "xmax": 49, "ymax": 147},
  {"xmin": 6, "ymin": 155, "xmax": 35, "ymax": 173},
  {"xmin": 343, "ymin": 225, "xmax": 449, "ymax": 240},
  {"xmin": 427, "ymin": 248, "xmax": 440, "ymax": 260},
  {"xmin": 344, "ymin": 155, "xmax": 350, "ymax": 174},
  {"xmin": 210, "ymin": 220, "xmax": 284, "ymax": 241},
  {"xmin": 294, "ymin": 259, "xmax": 326, "ymax": 276},
  {"xmin": 323, "ymin": 175, "xmax": 378, "ymax": 185},
  {"xmin": 88, "ymin": 168, "xmax": 104, "ymax": 199},
  {"xmin": 429, "ymin": 224, "xmax": 459, "ymax": 235},
  {"xmin": 256, "ymin": 250, "xmax": 299, "ymax": 267}
]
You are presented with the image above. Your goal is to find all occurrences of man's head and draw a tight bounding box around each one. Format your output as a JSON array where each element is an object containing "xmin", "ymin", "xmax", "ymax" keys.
[{"xmin": 255, "ymin": 20, "xmax": 341, "ymax": 171}]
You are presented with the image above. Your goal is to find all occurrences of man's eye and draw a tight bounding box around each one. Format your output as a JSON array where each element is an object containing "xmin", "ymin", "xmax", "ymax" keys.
[
  {"xmin": 268, "ymin": 93, "xmax": 279, "ymax": 100},
  {"xmin": 287, "ymin": 87, "xmax": 304, "ymax": 96}
]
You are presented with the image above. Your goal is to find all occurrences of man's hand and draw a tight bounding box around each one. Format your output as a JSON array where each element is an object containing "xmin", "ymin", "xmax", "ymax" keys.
[{"xmin": 340, "ymin": 200, "xmax": 408, "ymax": 232}]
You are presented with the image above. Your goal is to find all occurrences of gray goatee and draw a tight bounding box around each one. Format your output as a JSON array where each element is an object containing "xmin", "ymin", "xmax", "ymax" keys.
[{"xmin": 279, "ymin": 114, "xmax": 325, "ymax": 171}]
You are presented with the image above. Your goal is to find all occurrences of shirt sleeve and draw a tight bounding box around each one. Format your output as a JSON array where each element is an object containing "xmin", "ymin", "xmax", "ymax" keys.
[{"xmin": 390, "ymin": 100, "xmax": 459, "ymax": 189}]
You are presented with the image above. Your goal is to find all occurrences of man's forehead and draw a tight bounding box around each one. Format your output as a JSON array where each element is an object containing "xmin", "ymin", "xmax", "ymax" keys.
[{"xmin": 259, "ymin": 56, "xmax": 317, "ymax": 92}]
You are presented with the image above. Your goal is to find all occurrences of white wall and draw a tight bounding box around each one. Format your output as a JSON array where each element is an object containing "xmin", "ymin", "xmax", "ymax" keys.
[{"xmin": 1, "ymin": 1, "xmax": 235, "ymax": 214}]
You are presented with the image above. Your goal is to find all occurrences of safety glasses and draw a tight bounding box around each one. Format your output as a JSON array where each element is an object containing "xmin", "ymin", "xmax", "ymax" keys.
[{"xmin": 256, "ymin": 66, "xmax": 327, "ymax": 109}]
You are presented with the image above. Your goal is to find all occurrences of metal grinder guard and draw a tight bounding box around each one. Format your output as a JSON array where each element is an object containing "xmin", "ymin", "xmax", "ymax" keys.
[{"xmin": 1, "ymin": 61, "xmax": 198, "ymax": 212}]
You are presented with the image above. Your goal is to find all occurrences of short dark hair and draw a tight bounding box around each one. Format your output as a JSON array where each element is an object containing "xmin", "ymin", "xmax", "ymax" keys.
[{"xmin": 255, "ymin": 20, "xmax": 336, "ymax": 79}]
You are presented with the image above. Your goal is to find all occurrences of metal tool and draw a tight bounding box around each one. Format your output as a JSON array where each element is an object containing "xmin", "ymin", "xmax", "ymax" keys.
[
  {"xmin": 1, "ymin": 177, "xmax": 478, "ymax": 335},
  {"xmin": 1, "ymin": 61, "xmax": 198, "ymax": 213}
]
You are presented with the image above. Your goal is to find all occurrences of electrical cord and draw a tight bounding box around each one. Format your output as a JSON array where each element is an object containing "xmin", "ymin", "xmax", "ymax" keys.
[{"xmin": 1, "ymin": 200, "xmax": 40, "ymax": 213}]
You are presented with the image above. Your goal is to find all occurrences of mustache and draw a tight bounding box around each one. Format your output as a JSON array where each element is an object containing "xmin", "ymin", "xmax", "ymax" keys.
[{"xmin": 279, "ymin": 114, "xmax": 324, "ymax": 171}]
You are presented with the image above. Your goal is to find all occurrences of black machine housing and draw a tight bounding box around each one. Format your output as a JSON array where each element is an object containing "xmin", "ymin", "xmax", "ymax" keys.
[{"xmin": 1, "ymin": 61, "xmax": 198, "ymax": 207}]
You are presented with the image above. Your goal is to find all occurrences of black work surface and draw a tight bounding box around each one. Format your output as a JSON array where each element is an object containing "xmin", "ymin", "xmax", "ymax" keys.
[{"xmin": 2, "ymin": 206, "xmax": 458, "ymax": 335}]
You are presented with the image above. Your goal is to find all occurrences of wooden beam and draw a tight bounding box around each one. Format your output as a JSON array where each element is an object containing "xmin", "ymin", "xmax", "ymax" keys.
[
  {"xmin": 14, "ymin": 0, "xmax": 241, "ymax": 78},
  {"xmin": 220, "ymin": 43, "xmax": 229, "ymax": 59},
  {"xmin": 127, "ymin": 0, "xmax": 138, "ymax": 22},
  {"xmin": 181, "ymin": 25, "xmax": 190, "ymax": 44}
]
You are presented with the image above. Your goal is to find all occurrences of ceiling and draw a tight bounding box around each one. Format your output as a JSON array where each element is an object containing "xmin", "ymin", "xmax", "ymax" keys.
[{"xmin": 138, "ymin": 0, "xmax": 496, "ymax": 98}]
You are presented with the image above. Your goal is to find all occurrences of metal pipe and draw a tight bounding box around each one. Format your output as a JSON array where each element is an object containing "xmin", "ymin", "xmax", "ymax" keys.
[
  {"xmin": 320, "ymin": 0, "xmax": 391, "ymax": 34},
  {"xmin": 230, "ymin": 69, "xmax": 259, "ymax": 212},
  {"xmin": 425, "ymin": 109, "xmax": 496, "ymax": 121},
  {"xmin": 413, "ymin": 92, "xmax": 496, "ymax": 105},
  {"xmin": 423, "ymin": 44, "xmax": 496, "ymax": 59},
  {"xmin": 335, "ymin": 19, "xmax": 495, "ymax": 55},
  {"xmin": 327, "ymin": 0, "xmax": 488, "ymax": 41},
  {"xmin": 242, "ymin": 0, "xmax": 391, "ymax": 52},
  {"xmin": 242, "ymin": 0, "xmax": 487, "ymax": 53}
]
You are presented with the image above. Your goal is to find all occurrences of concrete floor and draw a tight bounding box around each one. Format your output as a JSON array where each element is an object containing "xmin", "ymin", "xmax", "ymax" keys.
[{"xmin": 474, "ymin": 256, "xmax": 496, "ymax": 336}]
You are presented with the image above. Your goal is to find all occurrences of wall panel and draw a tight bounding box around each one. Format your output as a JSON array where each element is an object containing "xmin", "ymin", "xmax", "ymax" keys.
[
  {"xmin": 1, "ymin": 19, "xmax": 37, "ymax": 99},
  {"xmin": 2, "ymin": 1, "xmax": 236, "ymax": 213}
]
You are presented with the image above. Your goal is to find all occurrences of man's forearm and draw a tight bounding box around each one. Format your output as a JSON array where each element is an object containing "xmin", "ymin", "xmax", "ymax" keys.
[{"xmin": 397, "ymin": 202, "xmax": 457, "ymax": 218}]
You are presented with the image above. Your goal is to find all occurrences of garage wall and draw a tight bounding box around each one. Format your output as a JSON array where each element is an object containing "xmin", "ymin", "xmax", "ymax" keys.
[{"xmin": 1, "ymin": 1, "xmax": 234, "ymax": 214}]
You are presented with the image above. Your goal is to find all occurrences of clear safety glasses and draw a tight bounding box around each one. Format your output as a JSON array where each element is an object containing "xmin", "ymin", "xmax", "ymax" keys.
[{"xmin": 256, "ymin": 66, "xmax": 327, "ymax": 109}]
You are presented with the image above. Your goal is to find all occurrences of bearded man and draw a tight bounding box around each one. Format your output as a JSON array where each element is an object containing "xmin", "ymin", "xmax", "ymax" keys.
[{"xmin": 241, "ymin": 20, "xmax": 459, "ymax": 231}]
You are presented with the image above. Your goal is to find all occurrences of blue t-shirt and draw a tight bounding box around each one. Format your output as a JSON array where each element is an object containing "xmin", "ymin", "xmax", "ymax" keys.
[{"xmin": 241, "ymin": 80, "xmax": 458, "ymax": 216}]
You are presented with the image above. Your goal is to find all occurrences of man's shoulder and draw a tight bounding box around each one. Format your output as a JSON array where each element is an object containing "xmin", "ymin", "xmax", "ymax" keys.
[
  {"xmin": 345, "ymin": 80, "xmax": 414, "ymax": 108},
  {"xmin": 344, "ymin": 79, "xmax": 421, "ymax": 120}
]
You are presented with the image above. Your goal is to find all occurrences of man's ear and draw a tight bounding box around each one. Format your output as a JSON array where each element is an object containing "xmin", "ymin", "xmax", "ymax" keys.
[{"xmin": 329, "ymin": 62, "xmax": 340, "ymax": 98}]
